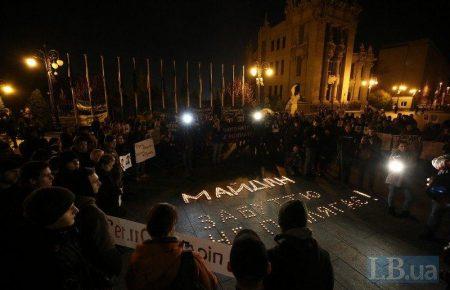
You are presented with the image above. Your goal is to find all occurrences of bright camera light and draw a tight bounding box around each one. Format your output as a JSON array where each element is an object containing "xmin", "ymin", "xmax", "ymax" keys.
[
  {"xmin": 181, "ymin": 112, "xmax": 194, "ymax": 125},
  {"xmin": 252, "ymin": 111, "xmax": 263, "ymax": 121},
  {"xmin": 250, "ymin": 67, "xmax": 258, "ymax": 77},
  {"xmin": 388, "ymin": 159, "xmax": 404, "ymax": 173}
]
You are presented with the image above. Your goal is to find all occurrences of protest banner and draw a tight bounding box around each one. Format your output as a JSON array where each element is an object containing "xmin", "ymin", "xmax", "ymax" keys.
[
  {"xmin": 134, "ymin": 138, "xmax": 156, "ymax": 163},
  {"xmin": 106, "ymin": 215, "xmax": 232, "ymax": 277},
  {"xmin": 420, "ymin": 141, "xmax": 444, "ymax": 160},
  {"xmin": 119, "ymin": 153, "xmax": 132, "ymax": 171},
  {"xmin": 222, "ymin": 124, "xmax": 253, "ymax": 143}
]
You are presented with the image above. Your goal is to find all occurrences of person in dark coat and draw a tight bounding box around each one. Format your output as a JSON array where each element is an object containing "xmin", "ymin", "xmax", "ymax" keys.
[
  {"xmin": 337, "ymin": 124, "xmax": 358, "ymax": 184},
  {"xmin": 265, "ymin": 200, "xmax": 333, "ymax": 290},
  {"xmin": 72, "ymin": 167, "xmax": 122, "ymax": 286},
  {"xmin": 357, "ymin": 128, "xmax": 381, "ymax": 192},
  {"xmin": 1, "ymin": 161, "xmax": 54, "ymax": 231},
  {"xmin": 96, "ymin": 154, "xmax": 122, "ymax": 215},
  {"xmin": 228, "ymin": 229, "xmax": 271, "ymax": 290},
  {"xmin": 303, "ymin": 120, "xmax": 322, "ymax": 178},
  {"xmin": 54, "ymin": 151, "xmax": 80, "ymax": 191},
  {"xmin": 72, "ymin": 136, "xmax": 91, "ymax": 167},
  {"xmin": 12, "ymin": 186, "xmax": 94, "ymax": 289}
]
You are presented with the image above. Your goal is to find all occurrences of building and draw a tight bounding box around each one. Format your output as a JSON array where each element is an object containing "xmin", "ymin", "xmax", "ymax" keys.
[
  {"xmin": 375, "ymin": 39, "xmax": 450, "ymax": 106},
  {"xmin": 253, "ymin": 0, "xmax": 375, "ymax": 109}
]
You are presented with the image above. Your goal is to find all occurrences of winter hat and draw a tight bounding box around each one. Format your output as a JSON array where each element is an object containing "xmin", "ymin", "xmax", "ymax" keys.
[
  {"xmin": 278, "ymin": 200, "xmax": 308, "ymax": 231},
  {"xmin": 23, "ymin": 186, "xmax": 75, "ymax": 227},
  {"xmin": 230, "ymin": 229, "xmax": 268, "ymax": 283},
  {"xmin": 58, "ymin": 151, "xmax": 79, "ymax": 167},
  {"xmin": 0, "ymin": 155, "xmax": 23, "ymax": 175}
]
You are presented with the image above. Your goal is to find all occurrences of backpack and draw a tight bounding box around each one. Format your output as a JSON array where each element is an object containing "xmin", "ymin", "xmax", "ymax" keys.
[{"xmin": 170, "ymin": 251, "xmax": 207, "ymax": 290}]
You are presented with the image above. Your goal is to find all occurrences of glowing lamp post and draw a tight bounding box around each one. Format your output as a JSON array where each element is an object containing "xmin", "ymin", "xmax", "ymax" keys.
[
  {"xmin": 24, "ymin": 47, "xmax": 64, "ymax": 128},
  {"xmin": 249, "ymin": 62, "xmax": 273, "ymax": 104},
  {"xmin": 0, "ymin": 82, "xmax": 15, "ymax": 109}
]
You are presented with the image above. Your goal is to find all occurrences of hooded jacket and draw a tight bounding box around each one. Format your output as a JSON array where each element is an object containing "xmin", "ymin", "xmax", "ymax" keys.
[
  {"xmin": 265, "ymin": 227, "xmax": 333, "ymax": 290},
  {"xmin": 126, "ymin": 237, "xmax": 218, "ymax": 290}
]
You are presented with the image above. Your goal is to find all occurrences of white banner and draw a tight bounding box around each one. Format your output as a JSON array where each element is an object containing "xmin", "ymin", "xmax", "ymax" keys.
[
  {"xmin": 119, "ymin": 153, "xmax": 132, "ymax": 171},
  {"xmin": 106, "ymin": 215, "xmax": 232, "ymax": 277},
  {"xmin": 134, "ymin": 138, "xmax": 156, "ymax": 163}
]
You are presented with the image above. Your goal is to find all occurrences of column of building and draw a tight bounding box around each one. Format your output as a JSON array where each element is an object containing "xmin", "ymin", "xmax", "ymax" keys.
[
  {"xmin": 320, "ymin": 40, "xmax": 336, "ymax": 102},
  {"xmin": 359, "ymin": 46, "xmax": 375, "ymax": 105},
  {"xmin": 332, "ymin": 41, "xmax": 345, "ymax": 104},
  {"xmin": 351, "ymin": 44, "xmax": 366, "ymax": 102}
]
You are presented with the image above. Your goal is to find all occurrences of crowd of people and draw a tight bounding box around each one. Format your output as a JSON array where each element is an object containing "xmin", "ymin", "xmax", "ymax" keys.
[{"xmin": 1, "ymin": 105, "xmax": 449, "ymax": 289}]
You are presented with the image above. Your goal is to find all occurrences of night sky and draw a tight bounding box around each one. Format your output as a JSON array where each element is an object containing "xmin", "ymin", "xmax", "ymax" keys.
[{"xmin": 1, "ymin": 0, "xmax": 449, "ymax": 107}]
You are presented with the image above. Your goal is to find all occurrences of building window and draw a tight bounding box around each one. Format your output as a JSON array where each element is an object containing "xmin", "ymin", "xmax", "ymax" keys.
[
  {"xmin": 276, "ymin": 38, "xmax": 280, "ymax": 50},
  {"xmin": 268, "ymin": 86, "xmax": 272, "ymax": 96},
  {"xmin": 274, "ymin": 85, "xmax": 278, "ymax": 95},
  {"xmin": 271, "ymin": 40, "xmax": 274, "ymax": 51},
  {"xmin": 282, "ymin": 36, "xmax": 286, "ymax": 48},
  {"xmin": 275, "ymin": 61, "xmax": 279, "ymax": 75},
  {"xmin": 280, "ymin": 60, "xmax": 284, "ymax": 75},
  {"xmin": 279, "ymin": 85, "xmax": 283, "ymax": 97},
  {"xmin": 401, "ymin": 101, "xmax": 407, "ymax": 107},
  {"xmin": 296, "ymin": 56, "xmax": 302, "ymax": 76},
  {"xmin": 298, "ymin": 24, "xmax": 305, "ymax": 44}
]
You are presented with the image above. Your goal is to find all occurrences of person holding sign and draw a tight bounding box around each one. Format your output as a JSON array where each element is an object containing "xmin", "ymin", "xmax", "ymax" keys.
[{"xmin": 126, "ymin": 203, "xmax": 218, "ymax": 290}]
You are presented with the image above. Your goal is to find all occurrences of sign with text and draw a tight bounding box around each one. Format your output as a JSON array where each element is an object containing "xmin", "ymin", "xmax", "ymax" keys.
[
  {"xmin": 134, "ymin": 138, "xmax": 156, "ymax": 163},
  {"xmin": 119, "ymin": 153, "xmax": 132, "ymax": 171},
  {"xmin": 106, "ymin": 215, "xmax": 232, "ymax": 277}
]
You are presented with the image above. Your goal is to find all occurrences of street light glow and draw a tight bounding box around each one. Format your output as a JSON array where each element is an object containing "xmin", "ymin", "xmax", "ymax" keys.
[
  {"xmin": 409, "ymin": 88, "xmax": 417, "ymax": 94},
  {"xmin": 56, "ymin": 59, "xmax": 64, "ymax": 66},
  {"xmin": 250, "ymin": 67, "xmax": 258, "ymax": 77},
  {"xmin": 25, "ymin": 57, "xmax": 38, "ymax": 68},
  {"xmin": 369, "ymin": 79, "xmax": 378, "ymax": 86},
  {"xmin": 392, "ymin": 85, "xmax": 398, "ymax": 91},
  {"xmin": 398, "ymin": 85, "xmax": 407, "ymax": 92},
  {"xmin": 265, "ymin": 68, "xmax": 274, "ymax": 77},
  {"xmin": 1, "ymin": 84, "xmax": 15, "ymax": 95},
  {"xmin": 361, "ymin": 80, "xmax": 368, "ymax": 86},
  {"xmin": 51, "ymin": 62, "xmax": 59, "ymax": 69},
  {"xmin": 181, "ymin": 112, "xmax": 194, "ymax": 125}
]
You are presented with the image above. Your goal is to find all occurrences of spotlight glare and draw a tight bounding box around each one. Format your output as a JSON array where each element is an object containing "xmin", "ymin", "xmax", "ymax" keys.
[
  {"xmin": 181, "ymin": 112, "xmax": 194, "ymax": 125},
  {"xmin": 252, "ymin": 111, "xmax": 263, "ymax": 121},
  {"xmin": 388, "ymin": 159, "xmax": 404, "ymax": 173}
]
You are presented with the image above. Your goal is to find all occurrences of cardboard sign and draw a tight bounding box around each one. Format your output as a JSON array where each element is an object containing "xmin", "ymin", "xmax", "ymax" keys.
[
  {"xmin": 119, "ymin": 153, "xmax": 132, "ymax": 171},
  {"xmin": 106, "ymin": 215, "xmax": 232, "ymax": 277},
  {"xmin": 134, "ymin": 138, "xmax": 156, "ymax": 163}
]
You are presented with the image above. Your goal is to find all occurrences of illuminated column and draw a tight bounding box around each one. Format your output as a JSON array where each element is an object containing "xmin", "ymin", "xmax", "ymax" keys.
[
  {"xmin": 360, "ymin": 46, "xmax": 375, "ymax": 104},
  {"xmin": 319, "ymin": 41, "xmax": 336, "ymax": 103},
  {"xmin": 332, "ymin": 42, "xmax": 345, "ymax": 103}
]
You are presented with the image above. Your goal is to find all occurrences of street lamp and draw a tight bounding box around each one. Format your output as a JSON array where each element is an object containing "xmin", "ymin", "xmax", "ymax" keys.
[
  {"xmin": 24, "ymin": 46, "xmax": 64, "ymax": 129},
  {"xmin": 0, "ymin": 82, "xmax": 15, "ymax": 109},
  {"xmin": 249, "ymin": 61, "xmax": 273, "ymax": 104},
  {"xmin": 361, "ymin": 77, "xmax": 378, "ymax": 100}
]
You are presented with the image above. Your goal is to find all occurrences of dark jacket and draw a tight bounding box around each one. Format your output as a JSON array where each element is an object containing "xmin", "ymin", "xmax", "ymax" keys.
[
  {"xmin": 12, "ymin": 224, "xmax": 94, "ymax": 290},
  {"xmin": 265, "ymin": 228, "xmax": 334, "ymax": 290},
  {"xmin": 75, "ymin": 195, "xmax": 122, "ymax": 282},
  {"xmin": 96, "ymin": 167, "xmax": 122, "ymax": 215}
]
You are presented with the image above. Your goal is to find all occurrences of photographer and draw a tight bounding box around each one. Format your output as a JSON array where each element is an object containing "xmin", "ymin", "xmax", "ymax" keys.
[
  {"xmin": 386, "ymin": 142, "xmax": 415, "ymax": 217},
  {"xmin": 421, "ymin": 154, "xmax": 450, "ymax": 240}
]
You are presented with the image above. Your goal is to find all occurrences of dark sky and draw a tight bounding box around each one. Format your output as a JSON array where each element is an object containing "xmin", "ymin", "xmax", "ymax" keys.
[{"xmin": 1, "ymin": 0, "xmax": 449, "ymax": 105}]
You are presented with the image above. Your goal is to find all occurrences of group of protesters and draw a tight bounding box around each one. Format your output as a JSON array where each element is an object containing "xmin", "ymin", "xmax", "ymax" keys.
[{"xmin": 1, "ymin": 104, "xmax": 450, "ymax": 289}]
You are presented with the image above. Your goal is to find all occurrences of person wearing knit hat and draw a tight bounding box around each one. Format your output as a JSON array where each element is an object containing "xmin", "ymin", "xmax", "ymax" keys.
[
  {"xmin": 0, "ymin": 155, "xmax": 22, "ymax": 190},
  {"xmin": 265, "ymin": 200, "xmax": 333, "ymax": 290},
  {"xmin": 54, "ymin": 151, "xmax": 80, "ymax": 191},
  {"xmin": 13, "ymin": 186, "xmax": 94, "ymax": 289},
  {"xmin": 228, "ymin": 229, "xmax": 271, "ymax": 290},
  {"xmin": 23, "ymin": 186, "xmax": 78, "ymax": 228}
]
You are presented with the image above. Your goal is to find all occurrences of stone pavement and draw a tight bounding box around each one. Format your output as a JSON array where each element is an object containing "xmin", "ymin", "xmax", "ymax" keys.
[{"xmin": 116, "ymin": 159, "xmax": 448, "ymax": 289}]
